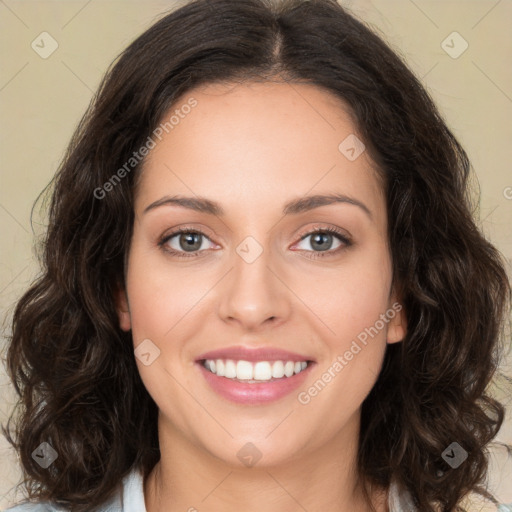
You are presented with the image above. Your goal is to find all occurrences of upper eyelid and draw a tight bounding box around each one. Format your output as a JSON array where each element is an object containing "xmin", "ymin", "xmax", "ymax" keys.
[{"xmin": 296, "ymin": 224, "xmax": 350, "ymax": 239}]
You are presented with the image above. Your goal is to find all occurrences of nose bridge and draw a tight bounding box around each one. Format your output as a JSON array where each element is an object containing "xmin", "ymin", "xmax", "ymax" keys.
[{"xmin": 217, "ymin": 237, "xmax": 290, "ymax": 329}]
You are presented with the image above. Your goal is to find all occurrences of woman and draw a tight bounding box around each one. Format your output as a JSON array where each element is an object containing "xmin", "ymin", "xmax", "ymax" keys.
[{"xmin": 3, "ymin": 0, "xmax": 511, "ymax": 510}]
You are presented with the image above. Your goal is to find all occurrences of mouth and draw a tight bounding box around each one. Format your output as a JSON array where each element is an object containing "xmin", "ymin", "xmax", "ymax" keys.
[{"xmin": 194, "ymin": 346, "xmax": 316, "ymax": 404}]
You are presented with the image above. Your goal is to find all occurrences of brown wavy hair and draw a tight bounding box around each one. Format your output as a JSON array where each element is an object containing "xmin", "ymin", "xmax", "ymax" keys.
[{"xmin": 2, "ymin": 0, "xmax": 511, "ymax": 510}]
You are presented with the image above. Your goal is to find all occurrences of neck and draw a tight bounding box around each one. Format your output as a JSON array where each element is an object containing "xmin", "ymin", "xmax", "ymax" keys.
[{"xmin": 144, "ymin": 412, "xmax": 388, "ymax": 512}]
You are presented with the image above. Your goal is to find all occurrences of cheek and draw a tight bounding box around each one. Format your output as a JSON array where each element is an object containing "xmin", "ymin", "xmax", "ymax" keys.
[
  {"xmin": 125, "ymin": 248, "xmax": 209, "ymax": 341},
  {"xmin": 294, "ymin": 250, "xmax": 392, "ymax": 427}
]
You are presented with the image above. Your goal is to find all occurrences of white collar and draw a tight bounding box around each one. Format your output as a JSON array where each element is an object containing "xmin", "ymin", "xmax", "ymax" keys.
[
  {"xmin": 388, "ymin": 479, "xmax": 417, "ymax": 511},
  {"xmin": 121, "ymin": 468, "xmax": 147, "ymax": 512}
]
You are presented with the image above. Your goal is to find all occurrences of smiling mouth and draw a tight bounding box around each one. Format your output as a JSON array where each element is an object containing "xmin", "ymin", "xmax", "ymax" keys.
[{"xmin": 199, "ymin": 358, "xmax": 314, "ymax": 382}]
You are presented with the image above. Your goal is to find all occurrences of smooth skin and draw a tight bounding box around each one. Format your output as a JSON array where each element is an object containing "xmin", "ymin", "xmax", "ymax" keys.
[{"xmin": 115, "ymin": 80, "xmax": 407, "ymax": 512}]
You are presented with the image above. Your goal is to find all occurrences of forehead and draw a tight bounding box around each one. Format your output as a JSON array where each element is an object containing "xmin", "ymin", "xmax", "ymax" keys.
[{"xmin": 136, "ymin": 81, "xmax": 385, "ymax": 223}]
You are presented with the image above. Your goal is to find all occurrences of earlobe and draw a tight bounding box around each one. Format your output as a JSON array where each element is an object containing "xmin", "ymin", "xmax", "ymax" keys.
[
  {"xmin": 387, "ymin": 305, "xmax": 406, "ymax": 344},
  {"xmin": 387, "ymin": 289, "xmax": 407, "ymax": 344},
  {"xmin": 114, "ymin": 284, "xmax": 132, "ymax": 332}
]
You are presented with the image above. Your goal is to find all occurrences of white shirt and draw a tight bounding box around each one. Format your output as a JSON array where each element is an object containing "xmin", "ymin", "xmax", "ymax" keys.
[{"xmin": 4, "ymin": 468, "xmax": 512, "ymax": 511}]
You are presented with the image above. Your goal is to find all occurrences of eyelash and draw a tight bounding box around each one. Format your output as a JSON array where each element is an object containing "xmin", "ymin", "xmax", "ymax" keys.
[{"xmin": 158, "ymin": 226, "xmax": 352, "ymax": 260}]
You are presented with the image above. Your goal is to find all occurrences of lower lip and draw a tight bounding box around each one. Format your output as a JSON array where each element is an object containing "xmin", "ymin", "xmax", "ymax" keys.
[{"xmin": 196, "ymin": 361, "xmax": 315, "ymax": 405}]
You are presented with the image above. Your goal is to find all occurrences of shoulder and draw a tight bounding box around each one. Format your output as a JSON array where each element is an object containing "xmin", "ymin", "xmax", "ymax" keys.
[
  {"xmin": 3, "ymin": 467, "xmax": 145, "ymax": 512},
  {"xmin": 3, "ymin": 503, "xmax": 65, "ymax": 512},
  {"xmin": 388, "ymin": 480, "xmax": 512, "ymax": 512}
]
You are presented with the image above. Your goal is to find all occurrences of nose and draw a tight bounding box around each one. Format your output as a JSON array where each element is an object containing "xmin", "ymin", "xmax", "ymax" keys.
[{"xmin": 217, "ymin": 245, "xmax": 291, "ymax": 332}]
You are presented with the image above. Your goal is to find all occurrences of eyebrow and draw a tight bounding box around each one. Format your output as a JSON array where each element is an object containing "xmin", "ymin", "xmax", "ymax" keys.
[{"xmin": 143, "ymin": 193, "xmax": 372, "ymax": 219}]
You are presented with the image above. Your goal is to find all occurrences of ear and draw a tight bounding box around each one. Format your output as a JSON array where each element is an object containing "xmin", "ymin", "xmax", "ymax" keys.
[
  {"xmin": 114, "ymin": 282, "xmax": 132, "ymax": 332},
  {"xmin": 386, "ymin": 288, "xmax": 407, "ymax": 344}
]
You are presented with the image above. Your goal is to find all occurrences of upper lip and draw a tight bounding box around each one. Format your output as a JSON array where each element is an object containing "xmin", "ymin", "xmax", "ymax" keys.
[{"xmin": 196, "ymin": 346, "xmax": 315, "ymax": 363}]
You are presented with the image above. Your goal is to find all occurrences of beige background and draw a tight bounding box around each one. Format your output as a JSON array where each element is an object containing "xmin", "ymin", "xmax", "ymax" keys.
[{"xmin": 1, "ymin": 0, "xmax": 511, "ymax": 509}]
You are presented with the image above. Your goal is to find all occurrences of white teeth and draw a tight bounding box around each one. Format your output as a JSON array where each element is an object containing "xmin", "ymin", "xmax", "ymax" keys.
[
  {"xmin": 224, "ymin": 360, "xmax": 237, "ymax": 378},
  {"xmin": 236, "ymin": 360, "xmax": 253, "ymax": 380},
  {"xmin": 254, "ymin": 361, "xmax": 272, "ymax": 380},
  {"xmin": 203, "ymin": 358, "xmax": 310, "ymax": 382},
  {"xmin": 284, "ymin": 361, "xmax": 294, "ymax": 377},
  {"xmin": 271, "ymin": 361, "xmax": 285, "ymax": 378},
  {"xmin": 216, "ymin": 359, "xmax": 225, "ymax": 377}
]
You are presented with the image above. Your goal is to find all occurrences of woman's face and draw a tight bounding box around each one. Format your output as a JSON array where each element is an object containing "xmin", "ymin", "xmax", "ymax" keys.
[{"xmin": 116, "ymin": 81, "xmax": 406, "ymax": 468}]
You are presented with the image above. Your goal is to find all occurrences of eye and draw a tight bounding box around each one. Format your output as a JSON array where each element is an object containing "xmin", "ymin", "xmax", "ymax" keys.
[
  {"xmin": 158, "ymin": 225, "xmax": 352, "ymax": 259},
  {"xmin": 158, "ymin": 228, "xmax": 215, "ymax": 258},
  {"xmin": 293, "ymin": 226, "xmax": 352, "ymax": 259}
]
